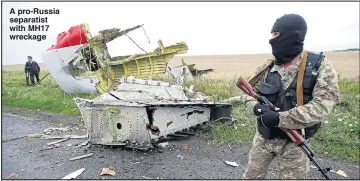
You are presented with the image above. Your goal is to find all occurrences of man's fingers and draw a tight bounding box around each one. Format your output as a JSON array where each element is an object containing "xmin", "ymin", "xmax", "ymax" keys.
[{"xmin": 269, "ymin": 106, "xmax": 280, "ymax": 111}]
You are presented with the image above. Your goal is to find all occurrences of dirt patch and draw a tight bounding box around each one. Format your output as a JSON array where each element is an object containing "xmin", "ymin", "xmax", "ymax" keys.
[{"xmin": 1, "ymin": 106, "xmax": 359, "ymax": 179}]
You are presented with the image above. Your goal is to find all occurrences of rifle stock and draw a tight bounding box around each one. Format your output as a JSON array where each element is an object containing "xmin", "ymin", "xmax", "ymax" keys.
[{"xmin": 236, "ymin": 76, "xmax": 332, "ymax": 180}]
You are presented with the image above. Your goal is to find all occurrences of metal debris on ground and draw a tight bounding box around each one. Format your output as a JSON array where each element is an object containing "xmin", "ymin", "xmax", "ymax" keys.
[
  {"xmin": 40, "ymin": 144, "xmax": 61, "ymax": 151},
  {"xmin": 330, "ymin": 170, "xmax": 348, "ymax": 177},
  {"xmin": 43, "ymin": 127, "xmax": 70, "ymax": 133},
  {"xmin": 74, "ymin": 76, "xmax": 233, "ymax": 150},
  {"xmin": 142, "ymin": 176, "xmax": 152, "ymax": 179},
  {"xmin": 69, "ymin": 153, "xmax": 94, "ymax": 161},
  {"xmin": 61, "ymin": 168, "xmax": 85, "ymax": 180},
  {"xmin": 47, "ymin": 138, "xmax": 70, "ymax": 146},
  {"xmin": 183, "ymin": 145, "xmax": 189, "ymax": 150},
  {"xmin": 176, "ymin": 155, "xmax": 184, "ymax": 159},
  {"xmin": 41, "ymin": 134, "xmax": 88, "ymax": 140},
  {"xmin": 228, "ymin": 144, "xmax": 232, "ymax": 150},
  {"xmin": 158, "ymin": 142, "xmax": 168, "ymax": 148},
  {"xmin": 6, "ymin": 173, "xmax": 19, "ymax": 179},
  {"xmin": 24, "ymin": 133, "xmax": 45, "ymax": 139},
  {"xmin": 100, "ymin": 168, "xmax": 116, "ymax": 176},
  {"xmin": 73, "ymin": 140, "xmax": 89, "ymax": 148},
  {"xmin": 224, "ymin": 161, "xmax": 239, "ymax": 167}
]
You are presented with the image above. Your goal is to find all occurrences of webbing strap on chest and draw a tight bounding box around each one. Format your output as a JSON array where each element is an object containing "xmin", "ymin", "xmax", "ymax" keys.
[
  {"xmin": 297, "ymin": 50, "xmax": 308, "ymax": 137},
  {"xmin": 248, "ymin": 59, "xmax": 274, "ymax": 86}
]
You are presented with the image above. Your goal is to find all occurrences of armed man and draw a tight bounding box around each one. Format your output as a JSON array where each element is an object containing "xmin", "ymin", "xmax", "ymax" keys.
[
  {"xmin": 25, "ymin": 56, "xmax": 41, "ymax": 86},
  {"xmin": 239, "ymin": 14, "xmax": 340, "ymax": 179}
]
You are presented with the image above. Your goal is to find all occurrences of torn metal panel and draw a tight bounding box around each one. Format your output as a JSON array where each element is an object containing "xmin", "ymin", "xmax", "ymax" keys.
[
  {"xmin": 43, "ymin": 23, "xmax": 188, "ymax": 94},
  {"xmin": 42, "ymin": 44, "xmax": 99, "ymax": 94},
  {"xmin": 167, "ymin": 65, "xmax": 194, "ymax": 84},
  {"xmin": 181, "ymin": 58, "xmax": 214, "ymax": 76},
  {"xmin": 167, "ymin": 58, "xmax": 215, "ymax": 84},
  {"xmin": 74, "ymin": 77, "xmax": 233, "ymax": 149}
]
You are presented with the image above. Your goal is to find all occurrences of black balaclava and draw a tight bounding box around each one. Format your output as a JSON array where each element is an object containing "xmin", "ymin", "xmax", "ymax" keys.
[{"xmin": 269, "ymin": 14, "xmax": 307, "ymax": 65}]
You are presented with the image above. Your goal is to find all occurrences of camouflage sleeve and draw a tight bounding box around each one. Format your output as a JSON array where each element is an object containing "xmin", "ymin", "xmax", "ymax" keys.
[
  {"xmin": 239, "ymin": 61, "xmax": 270, "ymax": 116},
  {"xmin": 277, "ymin": 57, "xmax": 341, "ymax": 129}
]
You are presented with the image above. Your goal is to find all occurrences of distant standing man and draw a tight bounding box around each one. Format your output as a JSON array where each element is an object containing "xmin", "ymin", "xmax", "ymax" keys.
[
  {"xmin": 25, "ymin": 56, "xmax": 41, "ymax": 86},
  {"xmin": 240, "ymin": 14, "xmax": 340, "ymax": 179}
]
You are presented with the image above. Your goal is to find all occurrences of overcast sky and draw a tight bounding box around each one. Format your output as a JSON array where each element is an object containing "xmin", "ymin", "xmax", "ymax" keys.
[{"xmin": 2, "ymin": 2, "xmax": 359, "ymax": 65}]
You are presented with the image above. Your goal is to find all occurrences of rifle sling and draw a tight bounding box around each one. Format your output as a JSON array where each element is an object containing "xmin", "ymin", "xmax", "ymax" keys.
[{"xmin": 297, "ymin": 50, "xmax": 308, "ymax": 137}]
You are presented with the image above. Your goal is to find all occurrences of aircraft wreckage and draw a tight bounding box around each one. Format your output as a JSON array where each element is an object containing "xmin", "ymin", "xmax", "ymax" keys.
[
  {"xmin": 42, "ymin": 23, "xmax": 189, "ymax": 94},
  {"xmin": 43, "ymin": 24, "xmax": 232, "ymax": 150},
  {"xmin": 74, "ymin": 76, "xmax": 233, "ymax": 150}
]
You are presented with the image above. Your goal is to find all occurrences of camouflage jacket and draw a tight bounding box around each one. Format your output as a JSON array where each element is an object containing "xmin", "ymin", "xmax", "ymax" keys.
[{"xmin": 240, "ymin": 50, "xmax": 341, "ymax": 130}]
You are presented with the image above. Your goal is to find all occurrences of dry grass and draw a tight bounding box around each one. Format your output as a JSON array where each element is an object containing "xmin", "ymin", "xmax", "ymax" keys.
[
  {"xmin": 170, "ymin": 51, "xmax": 360, "ymax": 79},
  {"xmin": 3, "ymin": 51, "xmax": 359, "ymax": 79}
]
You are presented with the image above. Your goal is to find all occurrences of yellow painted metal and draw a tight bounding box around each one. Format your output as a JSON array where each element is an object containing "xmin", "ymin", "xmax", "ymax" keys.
[
  {"xmin": 148, "ymin": 57, "xmax": 154, "ymax": 75},
  {"xmin": 89, "ymin": 36, "xmax": 188, "ymax": 92}
]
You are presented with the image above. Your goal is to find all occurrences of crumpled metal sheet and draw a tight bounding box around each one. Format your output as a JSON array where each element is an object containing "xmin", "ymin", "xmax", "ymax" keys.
[
  {"xmin": 74, "ymin": 76, "xmax": 233, "ymax": 149},
  {"xmin": 42, "ymin": 44, "xmax": 99, "ymax": 94}
]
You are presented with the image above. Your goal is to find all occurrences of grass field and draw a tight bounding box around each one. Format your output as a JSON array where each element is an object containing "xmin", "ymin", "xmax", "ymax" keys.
[{"xmin": 2, "ymin": 51, "xmax": 359, "ymax": 163}]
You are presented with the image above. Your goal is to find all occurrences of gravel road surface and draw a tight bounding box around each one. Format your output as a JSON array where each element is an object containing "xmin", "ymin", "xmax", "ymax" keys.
[{"xmin": 2, "ymin": 107, "xmax": 359, "ymax": 179}]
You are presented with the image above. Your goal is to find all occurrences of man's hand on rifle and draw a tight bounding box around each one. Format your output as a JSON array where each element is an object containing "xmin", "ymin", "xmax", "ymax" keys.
[
  {"xmin": 257, "ymin": 109, "xmax": 280, "ymax": 128},
  {"xmin": 253, "ymin": 103, "xmax": 280, "ymax": 127},
  {"xmin": 253, "ymin": 103, "xmax": 277, "ymax": 116}
]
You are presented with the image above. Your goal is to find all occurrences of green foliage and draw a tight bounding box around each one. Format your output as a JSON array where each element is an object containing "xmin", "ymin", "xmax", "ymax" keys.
[{"xmin": 2, "ymin": 71, "xmax": 97, "ymax": 116}]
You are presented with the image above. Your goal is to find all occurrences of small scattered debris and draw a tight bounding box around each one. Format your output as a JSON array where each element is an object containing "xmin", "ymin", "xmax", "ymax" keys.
[
  {"xmin": 158, "ymin": 142, "xmax": 168, "ymax": 148},
  {"xmin": 228, "ymin": 144, "xmax": 232, "ymax": 150},
  {"xmin": 176, "ymin": 155, "xmax": 184, "ymax": 159},
  {"xmin": 337, "ymin": 119, "xmax": 343, "ymax": 122},
  {"xmin": 324, "ymin": 120, "xmax": 329, "ymax": 124},
  {"xmin": 74, "ymin": 140, "xmax": 89, "ymax": 148},
  {"xmin": 240, "ymin": 124, "xmax": 246, "ymax": 127},
  {"xmin": 47, "ymin": 138, "xmax": 70, "ymax": 146},
  {"xmin": 57, "ymin": 163, "xmax": 66, "ymax": 167},
  {"xmin": 42, "ymin": 134, "xmax": 88, "ymax": 140},
  {"xmin": 183, "ymin": 145, "xmax": 188, "ymax": 151},
  {"xmin": 24, "ymin": 133, "xmax": 44, "ymax": 139},
  {"xmin": 69, "ymin": 153, "xmax": 93, "ymax": 161},
  {"xmin": 43, "ymin": 127, "xmax": 70, "ymax": 133},
  {"xmin": 21, "ymin": 169, "xmax": 25, "ymax": 172},
  {"xmin": 100, "ymin": 168, "xmax": 116, "ymax": 176},
  {"xmin": 131, "ymin": 162, "xmax": 140, "ymax": 164},
  {"xmin": 310, "ymin": 165, "xmax": 317, "ymax": 169},
  {"xmin": 224, "ymin": 161, "xmax": 239, "ymax": 167},
  {"xmin": 61, "ymin": 168, "xmax": 85, "ymax": 179},
  {"xmin": 6, "ymin": 173, "xmax": 19, "ymax": 179},
  {"xmin": 40, "ymin": 144, "xmax": 61, "ymax": 151},
  {"xmin": 330, "ymin": 169, "xmax": 348, "ymax": 178},
  {"xmin": 142, "ymin": 176, "xmax": 152, "ymax": 179}
]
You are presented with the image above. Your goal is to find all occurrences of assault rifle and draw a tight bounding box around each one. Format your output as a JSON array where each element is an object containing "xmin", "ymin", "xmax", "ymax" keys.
[{"xmin": 237, "ymin": 76, "xmax": 332, "ymax": 180}]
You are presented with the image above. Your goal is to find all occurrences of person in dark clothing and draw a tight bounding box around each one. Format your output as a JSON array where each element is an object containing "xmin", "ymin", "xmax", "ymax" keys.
[{"xmin": 25, "ymin": 56, "xmax": 41, "ymax": 86}]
